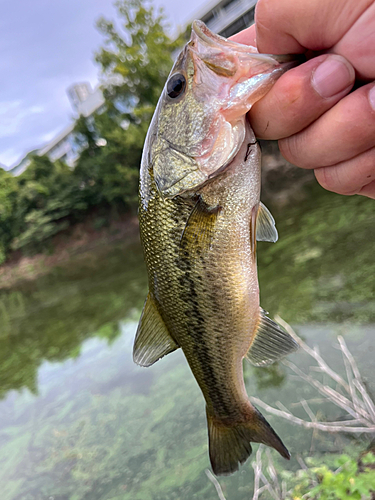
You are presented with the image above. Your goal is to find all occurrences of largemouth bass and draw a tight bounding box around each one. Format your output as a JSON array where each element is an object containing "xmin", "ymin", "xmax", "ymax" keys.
[{"xmin": 134, "ymin": 20, "xmax": 299, "ymax": 476}]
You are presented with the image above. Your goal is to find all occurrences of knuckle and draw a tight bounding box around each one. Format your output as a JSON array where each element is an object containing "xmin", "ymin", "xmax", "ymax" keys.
[
  {"xmin": 314, "ymin": 166, "xmax": 356, "ymax": 195},
  {"xmin": 314, "ymin": 167, "xmax": 337, "ymax": 192},
  {"xmin": 256, "ymin": 0, "xmax": 288, "ymax": 24},
  {"xmin": 275, "ymin": 72, "xmax": 305, "ymax": 117},
  {"xmin": 279, "ymin": 135, "xmax": 310, "ymax": 167}
]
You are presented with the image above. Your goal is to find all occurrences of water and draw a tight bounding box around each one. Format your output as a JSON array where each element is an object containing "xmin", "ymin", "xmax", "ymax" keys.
[{"xmin": 0, "ymin": 183, "xmax": 374, "ymax": 499}]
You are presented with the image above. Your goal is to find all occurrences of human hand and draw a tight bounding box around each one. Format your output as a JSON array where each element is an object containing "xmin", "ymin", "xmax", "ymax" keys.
[{"xmin": 231, "ymin": 0, "xmax": 375, "ymax": 199}]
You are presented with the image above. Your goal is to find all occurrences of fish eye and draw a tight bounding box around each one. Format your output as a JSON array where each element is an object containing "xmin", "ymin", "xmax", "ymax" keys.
[{"xmin": 166, "ymin": 73, "xmax": 186, "ymax": 99}]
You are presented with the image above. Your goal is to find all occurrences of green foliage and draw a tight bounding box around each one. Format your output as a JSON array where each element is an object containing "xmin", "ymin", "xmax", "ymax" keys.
[
  {"xmin": 96, "ymin": 0, "xmax": 182, "ymax": 121},
  {"xmin": 10, "ymin": 155, "xmax": 87, "ymax": 254},
  {"xmin": 289, "ymin": 453, "xmax": 375, "ymax": 500},
  {"xmin": 11, "ymin": 210, "xmax": 69, "ymax": 253},
  {"xmin": 0, "ymin": 168, "xmax": 18, "ymax": 263},
  {"xmin": 73, "ymin": 114, "xmax": 141, "ymax": 213}
]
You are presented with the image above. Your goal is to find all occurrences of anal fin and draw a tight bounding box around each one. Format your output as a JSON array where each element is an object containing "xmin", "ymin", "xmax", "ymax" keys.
[
  {"xmin": 256, "ymin": 202, "xmax": 278, "ymax": 243},
  {"xmin": 246, "ymin": 309, "xmax": 298, "ymax": 366},
  {"xmin": 133, "ymin": 292, "xmax": 179, "ymax": 367}
]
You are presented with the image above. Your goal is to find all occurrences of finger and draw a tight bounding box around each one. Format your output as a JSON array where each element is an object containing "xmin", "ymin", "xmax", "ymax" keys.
[
  {"xmin": 314, "ymin": 146, "xmax": 375, "ymax": 198},
  {"xmin": 279, "ymin": 83, "xmax": 375, "ymax": 169},
  {"xmin": 255, "ymin": 0, "xmax": 373, "ymax": 53},
  {"xmin": 332, "ymin": 1, "xmax": 375, "ymax": 80},
  {"xmin": 358, "ymin": 180, "xmax": 375, "ymax": 199},
  {"xmin": 229, "ymin": 25, "xmax": 256, "ymax": 46},
  {"xmin": 249, "ymin": 54, "xmax": 355, "ymax": 140}
]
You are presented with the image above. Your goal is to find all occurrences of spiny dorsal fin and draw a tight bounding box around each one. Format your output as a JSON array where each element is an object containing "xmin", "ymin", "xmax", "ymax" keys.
[
  {"xmin": 180, "ymin": 197, "xmax": 221, "ymax": 256},
  {"xmin": 246, "ymin": 309, "xmax": 298, "ymax": 366},
  {"xmin": 256, "ymin": 202, "xmax": 278, "ymax": 243},
  {"xmin": 133, "ymin": 293, "xmax": 179, "ymax": 367}
]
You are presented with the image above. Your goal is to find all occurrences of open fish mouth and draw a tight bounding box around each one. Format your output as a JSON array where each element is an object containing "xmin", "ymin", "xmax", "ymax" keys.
[{"xmin": 192, "ymin": 20, "xmax": 302, "ymax": 73}]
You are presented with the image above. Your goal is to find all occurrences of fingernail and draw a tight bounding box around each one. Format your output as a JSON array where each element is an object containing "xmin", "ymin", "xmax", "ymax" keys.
[
  {"xmin": 369, "ymin": 86, "xmax": 375, "ymax": 111},
  {"xmin": 312, "ymin": 56, "xmax": 354, "ymax": 98}
]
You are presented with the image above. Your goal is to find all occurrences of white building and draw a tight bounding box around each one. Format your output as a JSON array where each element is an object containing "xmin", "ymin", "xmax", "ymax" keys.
[
  {"xmin": 9, "ymin": 83, "xmax": 105, "ymax": 176},
  {"xmin": 194, "ymin": 0, "xmax": 256, "ymax": 38},
  {"xmin": 67, "ymin": 83, "xmax": 105, "ymax": 119}
]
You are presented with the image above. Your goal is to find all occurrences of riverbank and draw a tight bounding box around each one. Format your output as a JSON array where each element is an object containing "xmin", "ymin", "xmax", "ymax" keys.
[
  {"xmin": 0, "ymin": 143, "xmax": 312, "ymax": 291},
  {"xmin": 0, "ymin": 213, "xmax": 139, "ymax": 290}
]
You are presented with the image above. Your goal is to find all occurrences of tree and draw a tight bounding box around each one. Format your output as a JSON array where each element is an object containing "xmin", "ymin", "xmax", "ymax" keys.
[
  {"xmin": 96, "ymin": 0, "xmax": 183, "ymax": 122},
  {"xmin": 0, "ymin": 169, "xmax": 18, "ymax": 263},
  {"xmin": 73, "ymin": 0, "xmax": 184, "ymax": 213}
]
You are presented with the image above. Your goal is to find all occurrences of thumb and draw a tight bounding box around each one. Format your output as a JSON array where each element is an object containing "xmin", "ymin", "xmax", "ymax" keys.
[{"xmin": 249, "ymin": 54, "xmax": 355, "ymax": 140}]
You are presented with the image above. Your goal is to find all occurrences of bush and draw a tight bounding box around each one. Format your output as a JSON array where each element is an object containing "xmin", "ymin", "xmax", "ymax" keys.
[{"xmin": 289, "ymin": 452, "xmax": 375, "ymax": 500}]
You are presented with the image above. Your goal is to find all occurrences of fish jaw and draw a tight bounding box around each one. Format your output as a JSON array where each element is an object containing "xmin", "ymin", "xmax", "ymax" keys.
[{"xmin": 150, "ymin": 21, "xmax": 299, "ymax": 199}]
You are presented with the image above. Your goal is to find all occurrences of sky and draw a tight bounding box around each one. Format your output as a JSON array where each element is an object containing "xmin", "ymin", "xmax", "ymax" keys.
[{"xmin": 0, "ymin": 0, "xmax": 206, "ymax": 169}]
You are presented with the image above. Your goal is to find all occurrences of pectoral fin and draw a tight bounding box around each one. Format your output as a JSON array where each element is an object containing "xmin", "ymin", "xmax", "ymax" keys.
[
  {"xmin": 133, "ymin": 293, "xmax": 179, "ymax": 367},
  {"xmin": 246, "ymin": 309, "xmax": 298, "ymax": 366},
  {"xmin": 256, "ymin": 202, "xmax": 278, "ymax": 243},
  {"xmin": 180, "ymin": 197, "xmax": 221, "ymax": 256}
]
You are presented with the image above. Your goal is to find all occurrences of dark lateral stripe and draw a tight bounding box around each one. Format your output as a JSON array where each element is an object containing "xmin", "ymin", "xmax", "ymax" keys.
[{"xmin": 178, "ymin": 249, "xmax": 233, "ymax": 416}]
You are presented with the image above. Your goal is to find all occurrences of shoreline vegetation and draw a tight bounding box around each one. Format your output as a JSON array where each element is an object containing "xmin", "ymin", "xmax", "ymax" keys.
[
  {"xmin": 0, "ymin": 150, "xmax": 311, "ymax": 291},
  {"xmin": 0, "ymin": 213, "xmax": 139, "ymax": 290}
]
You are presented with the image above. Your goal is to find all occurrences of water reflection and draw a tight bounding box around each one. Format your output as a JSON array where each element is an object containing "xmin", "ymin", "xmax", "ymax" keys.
[
  {"xmin": 0, "ymin": 184, "xmax": 374, "ymax": 499},
  {"xmin": 0, "ymin": 242, "xmax": 147, "ymax": 399},
  {"xmin": 1, "ymin": 320, "xmax": 374, "ymax": 500},
  {"xmin": 249, "ymin": 362, "xmax": 286, "ymax": 391}
]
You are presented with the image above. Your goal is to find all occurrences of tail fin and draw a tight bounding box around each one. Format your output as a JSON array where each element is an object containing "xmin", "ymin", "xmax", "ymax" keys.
[{"xmin": 207, "ymin": 405, "xmax": 290, "ymax": 476}]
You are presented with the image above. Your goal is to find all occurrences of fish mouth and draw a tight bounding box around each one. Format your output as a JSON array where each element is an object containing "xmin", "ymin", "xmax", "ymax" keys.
[
  {"xmin": 192, "ymin": 20, "xmax": 303, "ymax": 72},
  {"xmin": 154, "ymin": 21, "xmax": 304, "ymax": 200}
]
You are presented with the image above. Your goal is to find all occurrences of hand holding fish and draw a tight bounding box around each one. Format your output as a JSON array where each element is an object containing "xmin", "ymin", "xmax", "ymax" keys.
[{"xmin": 232, "ymin": 0, "xmax": 375, "ymax": 199}]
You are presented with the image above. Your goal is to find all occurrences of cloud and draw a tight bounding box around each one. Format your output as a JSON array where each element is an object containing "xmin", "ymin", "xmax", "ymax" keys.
[
  {"xmin": 0, "ymin": 101, "xmax": 45, "ymax": 137},
  {"xmin": 0, "ymin": 148, "xmax": 22, "ymax": 168}
]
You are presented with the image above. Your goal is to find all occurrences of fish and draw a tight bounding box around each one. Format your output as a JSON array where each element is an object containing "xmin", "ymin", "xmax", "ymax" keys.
[{"xmin": 133, "ymin": 20, "xmax": 299, "ymax": 476}]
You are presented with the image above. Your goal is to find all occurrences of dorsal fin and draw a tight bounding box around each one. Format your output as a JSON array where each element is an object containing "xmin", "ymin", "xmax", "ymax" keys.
[
  {"xmin": 133, "ymin": 293, "xmax": 179, "ymax": 367},
  {"xmin": 246, "ymin": 309, "xmax": 298, "ymax": 366},
  {"xmin": 256, "ymin": 202, "xmax": 278, "ymax": 243}
]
